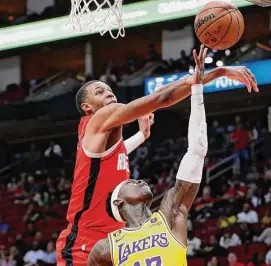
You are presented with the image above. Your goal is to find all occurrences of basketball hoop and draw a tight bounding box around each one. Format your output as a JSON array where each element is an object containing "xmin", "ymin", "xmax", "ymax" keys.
[{"xmin": 69, "ymin": 0, "xmax": 125, "ymax": 39}]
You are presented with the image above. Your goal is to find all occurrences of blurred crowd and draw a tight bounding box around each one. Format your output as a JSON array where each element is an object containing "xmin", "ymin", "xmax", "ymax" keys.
[
  {"xmin": 0, "ymin": 114, "xmax": 270, "ymax": 266},
  {"xmin": 0, "ymin": 116, "xmax": 271, "ymax": 266}
]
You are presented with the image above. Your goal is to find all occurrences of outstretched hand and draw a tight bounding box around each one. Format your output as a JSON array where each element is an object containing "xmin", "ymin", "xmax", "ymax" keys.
[
  {"xmin": 189, "ymin": 44, "xmax": 208, "ymax": 85},
  {"xmin": 222, "ymin": 66, "xmax": 259, "ymax": 93}
]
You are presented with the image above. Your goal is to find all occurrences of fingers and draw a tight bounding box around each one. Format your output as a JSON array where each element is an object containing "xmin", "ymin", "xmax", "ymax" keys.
[
  {"xmin": 245, "ymin": 72, "xmax": 258, "ymax": 93},
  {"xmin": 149, "ymin": 113, "xmax": 154, "ymax": 125},
  {"xmin": 246, "ymin": 69, "xmax": 259, "ymax": 92},
  {"xmin": 242, "ymin": 74, "xmax": 252, "ymax": 93},
  {"xmin": 193, "ymin": 49, "xmax": 199, "ymax": 66},
  {"xmin": 202, "ymin": 47, "xmax": 208, "ymax": 63},
  {"xmin": 198, "ymin": 44, "xmax": 204, "ymax": 60}
]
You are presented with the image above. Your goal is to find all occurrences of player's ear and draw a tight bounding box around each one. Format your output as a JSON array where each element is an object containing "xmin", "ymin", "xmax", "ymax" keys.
[
  {"xmin": 113, "ymin": 199, "xmax": 124, "ymax": 208},
  {"xmin": 81, "ymin": 102, "xmax": 93, "ymax": 115}
]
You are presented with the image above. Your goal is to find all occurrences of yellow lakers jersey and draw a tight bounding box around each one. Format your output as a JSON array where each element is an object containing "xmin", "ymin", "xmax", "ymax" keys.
[{"xmin": 108, "ymin": 211, "xmax": 187, "ymax": 266}]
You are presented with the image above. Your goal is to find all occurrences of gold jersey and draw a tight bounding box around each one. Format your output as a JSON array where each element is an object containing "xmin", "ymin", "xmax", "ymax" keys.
[{"xmin": 108, "ymin": 211, "xmax": 187, "ymax": 266}]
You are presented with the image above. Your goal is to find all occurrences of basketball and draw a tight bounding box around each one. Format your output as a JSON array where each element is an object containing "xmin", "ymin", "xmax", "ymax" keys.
[{"xmin": 194, "ymin": 1, "xmax": 244, "ymax": 50}]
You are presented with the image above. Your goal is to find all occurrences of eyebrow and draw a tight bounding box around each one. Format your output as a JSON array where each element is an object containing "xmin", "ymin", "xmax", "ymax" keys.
[{"xmin": 93, "ymin": 86, "xmax": 104, "ymax": 93}]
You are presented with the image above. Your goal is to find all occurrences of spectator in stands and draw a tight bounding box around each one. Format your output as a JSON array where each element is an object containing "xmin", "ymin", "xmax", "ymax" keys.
[
  {"xmin": 40, "ymin": 241, "xmax": 56, "ymax": 265},
  {"xmin": 246, "ymin": 165, "xmax": 260, "ymax": 181},
  {"xmin": 147, "ymin": 44, "xmax": 160, "ymax": 62},
  {"xmin": 194, "ymin": 186, "xmax": 215, "ymax": 221},
  {"xmin": 14, "ymin": 234, "xmax": 27, "ymax": 255},
  {"xmin": 239, "ymin": 223, "xmax": 254, "ymax": 243},
  {"xmin": 23, "ymin": 204, "xmax": 41, "ymax": 223},
  {"xmin": 201, "ymin": 235, "xmax": 227, "ymax": 257},
  {"xmin": 264, "ymin": 187, "xmax": 271, "ymax": 205},
  {"xmin": 34, "ymin": 231, "xmax": 46, "ymax": 250},
  {"xmin": 237, "ymin": 203, "xmax": 259, "ymax": 224},
  {"xmin": 23, "ymin": 222, "xmax": 37, "ymax": 238},
  {"xmin": 44, "ymin": 141, "xmax": 63, "ymax": 174},
  {"xmin": 9, "ymin": 246, "xmax": 23, "ymax": 266},
  {"xmin": 227, "ymin": 252, "xmax": 245, "ymax": 266},
  {"xmin": 186, "ymin": 230, "xmax": 201, "ymax": 257},
  {"xmin": 219, "ymin": 228, "xmax": 242, "ymax": 249},
  {"xmin": 23, "ymin": 241, "xmax": 44, "ymax": 265},
  {"xmin": 253, "ymin": 252, "xmax": 268, "ymax": 266},
  {"xmin": 224, "ymin": 179, "xmax": 247, "ymax": 200},
  {"xmin": 7, "ymin": 177, "xmax": 18, "ymax": 192},
  {"xmin": 209, "ymin": 120, "xmax": 226, "ymax": 152},
  {"xmin": 13, "ymin": 181, "xmax": 30, "ymax": 205},
  {"xmin": 231, "ymin": 123, "xmax": 249, "ymax": 170},
  {"xmin": 99, "ymin": 62, "xmax": 117, "ymax": 89},
  {"xmin": 0, "ymin": 216, "xmax": 9, "ymax": 234},
  {"xmin": 265, "ymin": 249, "xmax": 271, "ymax": 265},
  {"xmin": 261, "ymin": 210, "xmax": 271, "ymax": 226},
  {"xmin": 0, "ymin": 247, "xmax": 16, "ymax": 266},
  {"xmin": 207, "ymin": 256, "xmax": 221, "ymax": 266},
  {"xmin": 27, "ymin": 143, "xmax": 42, "ymax": 172},
  {"xmin": 254, "ymin": 225, "xmax": 271, "ymax": 245}
]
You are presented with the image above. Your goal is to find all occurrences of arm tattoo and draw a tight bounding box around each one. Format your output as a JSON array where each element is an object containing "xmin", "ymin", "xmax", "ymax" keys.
[
  {"xmin": 160, "ymin": 180, "xmax": 200, "ymax": 223},
  {"xmin": 88, "ymin": 239, "xmax": 112, "ymax": 266},
  {"xmin": 172, "ymin": 180, "xmax": 200, "ymax": 212}
]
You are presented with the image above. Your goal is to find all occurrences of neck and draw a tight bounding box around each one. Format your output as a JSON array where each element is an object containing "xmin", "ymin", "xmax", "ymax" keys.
[{"xmin": 123, "ymin": 203, "xmax": 152, "ymax": 228}]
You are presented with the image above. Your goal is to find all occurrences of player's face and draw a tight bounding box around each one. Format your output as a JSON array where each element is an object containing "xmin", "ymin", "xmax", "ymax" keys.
[
  {"xmin": 119, "ymin": 180, "xmax": 153, "ymax": 205},
  {"xmin": 86, "ymin": 82, "xmax": 117, "ymax": 112}
]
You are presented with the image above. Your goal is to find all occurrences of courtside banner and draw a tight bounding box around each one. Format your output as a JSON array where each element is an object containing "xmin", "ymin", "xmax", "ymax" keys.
[
  {"xmin": 144, "ymin": 59, "xmax": 271, "ymax": 95},
  {"xmin": 0, "ymin": 0, "xmax": 252, "ymax": 51}
]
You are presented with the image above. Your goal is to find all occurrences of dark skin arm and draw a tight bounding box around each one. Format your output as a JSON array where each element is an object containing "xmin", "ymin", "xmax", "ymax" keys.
[
  {"xmin": 88, "ymin": 238, "xmax": 112, "ymax": 266},
  {"xmin": 159, "ymin": 46, "xmax": 207, "ymax": 246}
]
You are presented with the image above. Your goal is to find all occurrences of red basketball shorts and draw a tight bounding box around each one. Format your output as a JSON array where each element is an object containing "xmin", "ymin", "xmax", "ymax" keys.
[{"xmin": 56, "ymin": 224, "xmax": 105, "ymax": 266}]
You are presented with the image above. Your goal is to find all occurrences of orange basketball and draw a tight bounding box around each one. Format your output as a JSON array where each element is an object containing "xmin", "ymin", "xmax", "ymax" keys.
[{"xmin": 194, "ymin": 1, "xmax": 244, "ymax": 50}]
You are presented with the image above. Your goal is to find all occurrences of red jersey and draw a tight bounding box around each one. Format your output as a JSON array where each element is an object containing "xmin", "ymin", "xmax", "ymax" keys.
[
  {"xmin": 231, "ymin": 129, "xmax": 249, "ymax": 150},
  {"xmin": 66, "ymin": 115, "xmax": 130, "ymax": 236}
]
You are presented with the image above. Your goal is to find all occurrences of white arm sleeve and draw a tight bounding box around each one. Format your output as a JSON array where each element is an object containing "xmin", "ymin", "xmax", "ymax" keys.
[
  {"xmin": 176, "ymin": 84, "xmax": 208, "ymax": 184},
  {"xmin": 124, "ymin": 131, "xmax": 145, "ymax": 154}
]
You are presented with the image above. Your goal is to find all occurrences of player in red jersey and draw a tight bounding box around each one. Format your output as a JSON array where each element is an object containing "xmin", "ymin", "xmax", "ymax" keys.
[{"xmin": 56, "ymin": 45, "xmax": 258, "ymax": 266}]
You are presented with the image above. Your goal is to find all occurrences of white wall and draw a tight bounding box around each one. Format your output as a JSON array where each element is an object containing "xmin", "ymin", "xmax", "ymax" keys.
[
  {"xmin": 162, "ymin": 25, "xmax": 194, "ymax": 60},
  {"xmin": 27, "ymin": 0, "xmax": 55, "ymax": 14},
  {"xmin": 0, "ymin": 56, "xmax": 21, "ymax": 91}
]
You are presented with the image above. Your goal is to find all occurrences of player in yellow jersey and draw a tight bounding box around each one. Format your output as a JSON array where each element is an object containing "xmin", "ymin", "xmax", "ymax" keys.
[{"xmin": 87, "ymin": 46, "xmax": 258, "ymax": 266}]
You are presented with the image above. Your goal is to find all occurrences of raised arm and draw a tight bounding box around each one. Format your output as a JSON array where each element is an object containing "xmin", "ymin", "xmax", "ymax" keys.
[
  {"xmin": 88, "ymin": 238, "xmax": 112, "ymax": 266},
  {"xmin": 91, "ymin": 47, "xmax": 257, "ymax": 133},
  {"xmin": 159, "ymin": 47, "xmax": 208, "ymax": 245}
]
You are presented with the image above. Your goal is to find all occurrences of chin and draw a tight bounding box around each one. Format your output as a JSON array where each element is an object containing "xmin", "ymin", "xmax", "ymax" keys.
[{"xmin": 143, "ymin": 188, "xmax": 153, "ymax": 200}]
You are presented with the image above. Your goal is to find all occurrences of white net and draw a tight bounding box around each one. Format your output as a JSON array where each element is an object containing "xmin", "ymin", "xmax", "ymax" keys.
[{"xmin": 69, "ymin": 0, "xmax": 125, "ymax": 39}]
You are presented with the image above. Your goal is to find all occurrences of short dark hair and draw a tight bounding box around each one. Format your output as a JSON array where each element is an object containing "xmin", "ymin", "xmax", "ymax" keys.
[
  {"xmin": 106, "ymin": 192, "xmax": 117, "ymax": 221},
  {"xmin": 75, "ymin": 80, "xmax": 100, "ymax": 116}
]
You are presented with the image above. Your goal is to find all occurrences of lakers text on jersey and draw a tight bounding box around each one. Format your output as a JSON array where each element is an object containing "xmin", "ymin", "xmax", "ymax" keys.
[{"xmin": 109, "ymin": 211, "xmax": 187, "ymax": 266}]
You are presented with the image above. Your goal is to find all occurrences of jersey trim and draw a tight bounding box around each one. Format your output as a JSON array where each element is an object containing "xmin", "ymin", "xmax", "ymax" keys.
[
  {"xmin": 82, "ymin": 138, "xmax": 122, "ymax": 158},
  {"xmin": 157, "ymin": 210, "xmax": 186, "ymax": 249},
  {"xmin": 61, "ymin": 158, "xmax": 101, "ymax": 265}
]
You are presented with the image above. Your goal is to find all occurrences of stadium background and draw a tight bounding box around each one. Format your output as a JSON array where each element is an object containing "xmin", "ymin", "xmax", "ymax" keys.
[{"xmin": 0, "ymin": 0, "xmax": 270, "ymax": 265}]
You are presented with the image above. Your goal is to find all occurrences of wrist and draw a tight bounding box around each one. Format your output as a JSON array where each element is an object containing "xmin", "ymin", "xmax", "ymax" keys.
[
  {"xmin": 191, "ymin": 84, "xmax": 203, "ymax": 95},
  {"xmin": 139, "ymin": 129, "xmax": 148, "ymax": 139},
  {"xmin": 137, "ymin": 131, "xmax": 146, "ymax": 141},
  {"xmin": 216, "ymin": 66, "xmax": 226, "ymax": 77}
]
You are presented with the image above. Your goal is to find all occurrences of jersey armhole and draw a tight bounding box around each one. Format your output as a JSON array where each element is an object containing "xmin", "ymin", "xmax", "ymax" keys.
[
  {"xmin": 108, "ymin": 233, "xmax": 115, "ymax": 265},
  {"xmin": 157, "ymin": 210, "xmax": 187, "ymax": 249},
  {"xmin": 82, "ymin": 138, "xmax": 122, "ymax": 158}
]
